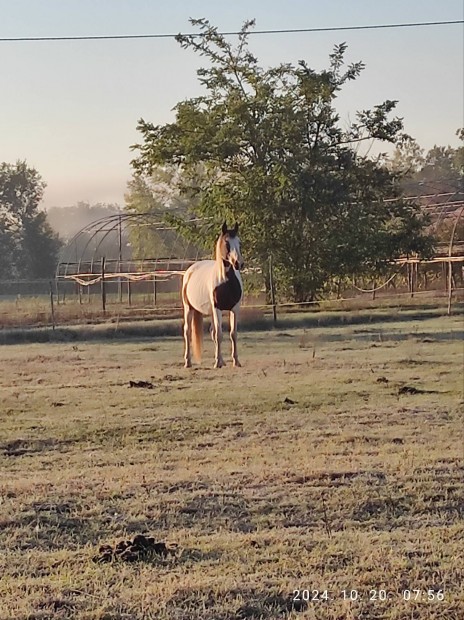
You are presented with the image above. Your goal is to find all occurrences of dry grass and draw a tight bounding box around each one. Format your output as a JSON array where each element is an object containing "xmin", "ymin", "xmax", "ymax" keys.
[
  {"xmin": 1, "ymin": 288, "xmax": 461, "ymax": 331},
  {"xmin": 0, "ymin": 293, "xmax": 185, "ymax": 330},
  {"xmin": 0, "ymin": 312, "xmax": 463, "ymax": 619}
]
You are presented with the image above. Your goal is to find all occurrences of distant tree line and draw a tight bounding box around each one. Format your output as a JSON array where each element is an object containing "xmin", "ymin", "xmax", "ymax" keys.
[
  {"xmin": 390, "ymin": 130, "xmax": 463, "ymax": 195},
  {"xmin": 47, "ymin": 201, "xmax": 122, "ymax": 242}
]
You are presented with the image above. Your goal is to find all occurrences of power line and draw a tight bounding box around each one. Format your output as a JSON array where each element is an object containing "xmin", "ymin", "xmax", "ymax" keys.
[{"xmin": 0, "ymin": 20, "xmax": 462, "ymax": 42}]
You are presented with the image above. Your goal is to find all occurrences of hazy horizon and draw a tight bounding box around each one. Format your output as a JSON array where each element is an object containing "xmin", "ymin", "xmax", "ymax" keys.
[{"xmin": 1, "ymin": 1, "xmax": 462, "ymax": 210}]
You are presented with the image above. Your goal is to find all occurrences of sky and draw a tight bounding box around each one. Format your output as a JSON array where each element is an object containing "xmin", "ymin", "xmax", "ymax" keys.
[{"xmin": 1, "ymin": 0, "xmax": 463, "ymax": 209}]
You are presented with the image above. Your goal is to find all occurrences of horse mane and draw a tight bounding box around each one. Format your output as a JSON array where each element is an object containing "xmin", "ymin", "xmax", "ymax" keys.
[{"xmin": 215, "ymin": 235, "xmax": 227, "ymax": 281}]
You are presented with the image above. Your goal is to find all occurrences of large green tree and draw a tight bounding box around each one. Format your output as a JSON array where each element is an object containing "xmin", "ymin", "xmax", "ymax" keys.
[
  {"xmin": 132, "ymin": 19, "xmax": 432, "ymax": 301},
  {"xmin": 0, "ymin": 161, "xmax": 61, "ymax": 278}
]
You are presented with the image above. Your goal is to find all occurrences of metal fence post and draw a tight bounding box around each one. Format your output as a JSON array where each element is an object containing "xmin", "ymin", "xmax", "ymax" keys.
[
  {"xmin": 49, "ymin": 281, "xmax": 56, "ymax": 330},
  {"xmin": 269, "ymin": 255, "xmax": 277, "ymax": 324},
  {"xmin": 101, "ymin": 257, "xmax": 106, "ymax": 314}
]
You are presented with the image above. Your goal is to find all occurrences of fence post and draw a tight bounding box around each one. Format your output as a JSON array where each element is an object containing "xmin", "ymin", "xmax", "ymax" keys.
[
  {"xmin": 408, "ymin": 262, "xmax": 416, "ymax": 298},
  {"xmin": 49, "ymin": 281, "xmax": 56, "ymax": 330},
  {"xmin": 447, "ymin": 259, "xmax": 453, "ymax": 315},
  {"xmin": 77, "ymin": 259, "xmax": 82, "ymax": 304},
  {"xmin": 269, "ymin": 255, "xmax": 277, "ymax": 324},
  {"xmin": 118, "ymin": 214, "xmax": 123, "ymax": 303},
  {"xmin": 101, "ymin": 257, "xmax": 106, "ymax": 314},
  {"xmin": 447, "ymin": 205, "xmax": 463, "ymax": 315}
]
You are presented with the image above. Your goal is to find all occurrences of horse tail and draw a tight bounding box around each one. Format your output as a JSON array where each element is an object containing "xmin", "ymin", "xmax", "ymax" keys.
[{"xmin": 191, "ymin": 310, "xmax": 203, "ymax": 362}]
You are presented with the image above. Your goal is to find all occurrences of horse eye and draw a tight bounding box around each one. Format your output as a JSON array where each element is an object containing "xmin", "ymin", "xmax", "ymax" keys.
[{"xmin": 226, "ymin": 241, "xmax": 230, "ymax": 252}]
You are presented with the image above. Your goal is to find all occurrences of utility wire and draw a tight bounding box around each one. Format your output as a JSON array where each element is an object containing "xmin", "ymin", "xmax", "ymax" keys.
[{"xmin": 0, "ymin": 20, "xmax": 462, "ymax": 42}]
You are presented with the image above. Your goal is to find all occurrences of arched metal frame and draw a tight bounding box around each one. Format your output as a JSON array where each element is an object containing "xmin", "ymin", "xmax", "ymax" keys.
[
  {"xmin": 54, "ymin": 213, "xmax": 216, "ymax": 314},
  {"xmin": 55, "ymin": 212, "xmax": 209, "ymax": 284}
]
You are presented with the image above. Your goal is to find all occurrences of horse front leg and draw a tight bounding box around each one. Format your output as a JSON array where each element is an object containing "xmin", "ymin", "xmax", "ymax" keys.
[
  {"xmin": 212, "ymin": 307, "xmax": 224, "ymax": 368},
  {"xmin": 229, "ymin": 308, "xmax": 241, "ymax": 367},
  {"xmin": 183, "ymin": 305, "xmax": 193, "ymax": 368}
]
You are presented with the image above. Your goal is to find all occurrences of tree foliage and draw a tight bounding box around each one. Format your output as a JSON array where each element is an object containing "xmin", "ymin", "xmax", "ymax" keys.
[
  {"xmin": 125, "ymin": 166, "xmax": 204, "ymax": 260},
  {"xmin": 0, "ymin": 161, "xmax": 61, "ymax": 278},
  {"xmin": 132, "ymin": 19, "xmax": 433, "ymax": 301}
]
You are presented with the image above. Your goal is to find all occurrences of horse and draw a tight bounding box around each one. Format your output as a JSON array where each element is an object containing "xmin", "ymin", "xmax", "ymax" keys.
[{"xmin": 182, "ymin": 222, "xmax": 244, "ymax": 368}]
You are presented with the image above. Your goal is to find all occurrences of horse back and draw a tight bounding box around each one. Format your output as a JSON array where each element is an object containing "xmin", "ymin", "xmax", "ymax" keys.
[
  {"xmin": 183, "ymin": 260, "xmax": 242, "ymax": 315},
  {"xmin": 183, "ymin": 261, "xmax": 221, "ymax": 315}
]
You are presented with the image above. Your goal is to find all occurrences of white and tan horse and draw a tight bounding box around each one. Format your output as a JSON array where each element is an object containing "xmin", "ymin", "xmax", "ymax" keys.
[{"xmin": 182, "ymin": 222, "xmax": 244, "ymax": 368}]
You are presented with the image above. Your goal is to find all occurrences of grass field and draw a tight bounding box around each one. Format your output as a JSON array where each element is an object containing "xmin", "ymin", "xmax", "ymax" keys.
[{"xmin": 0, "ymin": 310, "xmax": 463, "ymax": 619}]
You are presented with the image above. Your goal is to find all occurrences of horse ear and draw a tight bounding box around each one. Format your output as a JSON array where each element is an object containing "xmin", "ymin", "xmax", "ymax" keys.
[
  {"xmin": 222, "ymin": 222, "xmax": 228, "ymax": 235},
  {"xmin": 233, "ymin": 222, "xmax": 239, "ymax": 234}
]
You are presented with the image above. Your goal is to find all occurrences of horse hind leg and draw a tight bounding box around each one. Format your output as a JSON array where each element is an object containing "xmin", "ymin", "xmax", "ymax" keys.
[
  {"xmin": 191, "ymin": 309, "xmax": 203, "ymax": 364},
  {"xmin": 183, "ymin": 305, "xmax": 193, "ymax": 368},
  {"xmin": 229, "ymin": 309, "xmax": 241, "ymax": 367}
]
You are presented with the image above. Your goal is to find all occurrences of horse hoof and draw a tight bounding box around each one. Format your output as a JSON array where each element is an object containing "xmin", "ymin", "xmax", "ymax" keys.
[
  {"xmin": 184, "ymin": 361, "xmax": 192, "ymax": 368},
  {"xmin": 214, "ymin": 360, "xmax": 224, "ymax": 369},
  {"xmin": 233, "ymin": 360, "xmax": 241, "ymax": 367}
]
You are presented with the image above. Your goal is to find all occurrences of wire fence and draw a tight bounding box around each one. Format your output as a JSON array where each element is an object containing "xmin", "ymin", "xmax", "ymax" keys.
[{"xmin": 0, "ymin": 256, "xmax": 463, "ymax": 332}]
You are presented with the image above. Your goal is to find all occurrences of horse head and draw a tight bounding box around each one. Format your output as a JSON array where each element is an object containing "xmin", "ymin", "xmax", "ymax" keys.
[{"xmin": 218, "ymin": 222, "xmax": 244, "ymax": 270}]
